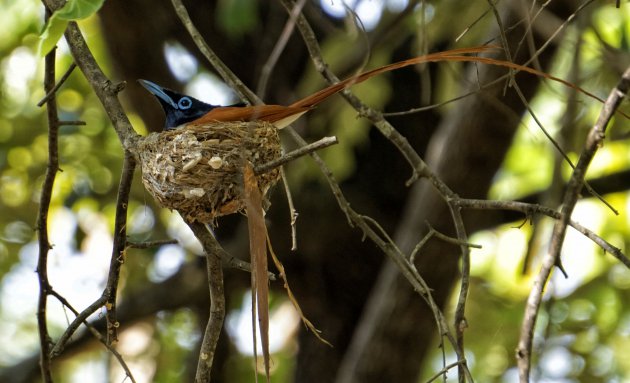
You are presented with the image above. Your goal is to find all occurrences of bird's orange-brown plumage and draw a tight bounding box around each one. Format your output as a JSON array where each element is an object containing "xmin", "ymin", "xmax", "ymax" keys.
[{"xmin": 190, "ymin": 45, "xmax": 495, "ymax": 128}]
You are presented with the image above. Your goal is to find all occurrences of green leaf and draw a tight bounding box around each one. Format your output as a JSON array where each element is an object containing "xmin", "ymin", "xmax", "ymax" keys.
[
  {"xmin": 37, "ymin": 0, "xmax": 105, "ymax": 57},
  {"xmin": 56, "ymin": 0, "xmax": 105, "ymax": 20},
  {"xmin": 37, "ymin": 13, "xmax": 68, "ymax": 57}
]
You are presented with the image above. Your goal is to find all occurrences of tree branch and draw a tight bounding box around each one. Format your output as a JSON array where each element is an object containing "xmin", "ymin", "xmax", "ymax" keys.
[
  {"xmin": 49, "ymin": 290, "xmax": 137, "ymax": 383},
  {"xmin": 279, "ymin": 2, "xmax": 474, "ymax": 380},
  {"xmin": 254, "ymin": 136, "xmax": 338, "ymax": 175},
  {"xmin": 37, "ymin": 62, "xmax": 76, "ymax": 107},
  {"xmin": 105, "ymin": 153, "xmax": 136, "ymax": 344},
  {"xmin": 516, "ymin": 65, "xmax": 630, "ymax": 382},
  {"xmin": 170, "ymin": 0, "xmax": 258, "ymax": 105},
  {"xmin": 62, "ymin": 21, "xmax": 139, "ymax": 150},
  {"xmin": 185, "ymin": 222, "xmax": 226, "ymax": 383},
  {"xmin": 40, "ymin": 0, "xmax": 139, "ymax": 361},
  {"xmin": 36, "ymin": 11, "xmax": 59, "ymax": 381},
  {"xmin": 50, "ymin": 154, "xmax": 136, "ymax": 356}
]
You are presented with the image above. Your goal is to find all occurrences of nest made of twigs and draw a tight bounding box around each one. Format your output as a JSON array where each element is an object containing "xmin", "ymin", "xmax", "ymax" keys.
[{"xmin": 137, "ymin": 121, "xmax": 282, "ymax": 223}]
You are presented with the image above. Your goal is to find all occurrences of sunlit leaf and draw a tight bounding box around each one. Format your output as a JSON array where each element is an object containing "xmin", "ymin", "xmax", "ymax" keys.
[
  {"xmin": 37, "ymin": 13, "xmax": 68, "ymax": 57},
  {"xmin": 38, "ymin": 0, "xmax": 105, "ymax": 56},
  {"xmin": 56, "ymin": 0, "xmax": 105, "ymax": 20}
]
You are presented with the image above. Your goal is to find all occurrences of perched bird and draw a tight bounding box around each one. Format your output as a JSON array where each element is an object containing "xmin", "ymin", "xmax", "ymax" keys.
[
  {"xmin": 139, "ymin": 78, "xmax": 312, "ymax": 130},
  {"xmin": 137, "ymin": 79, "xmax": 245, "ymax": 129},
  {"xmin": 139, "ymin": 46, "xmax": 493, "ymax": 130}
]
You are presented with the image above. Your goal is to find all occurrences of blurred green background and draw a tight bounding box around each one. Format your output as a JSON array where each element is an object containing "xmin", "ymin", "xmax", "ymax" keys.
[{"xmin": 2, "ymin": 1, "xmax": 630, "ymax": 382}]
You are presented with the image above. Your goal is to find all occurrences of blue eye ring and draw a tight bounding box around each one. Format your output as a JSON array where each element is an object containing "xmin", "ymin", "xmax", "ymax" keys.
[{"xmin": 178, "ymin": 97, "xmax": 192, "ymax": 109}]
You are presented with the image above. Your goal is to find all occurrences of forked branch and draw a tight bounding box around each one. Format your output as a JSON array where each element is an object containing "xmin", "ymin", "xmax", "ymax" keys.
[{"xmin": 516, "ymin": 66, "xmax": 630, "ymax": 382}]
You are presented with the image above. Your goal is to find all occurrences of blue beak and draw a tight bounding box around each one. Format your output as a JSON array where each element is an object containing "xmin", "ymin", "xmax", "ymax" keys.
[{"xmin": 138, "ymin": 79, "xmax": 178, "ymax": 109}]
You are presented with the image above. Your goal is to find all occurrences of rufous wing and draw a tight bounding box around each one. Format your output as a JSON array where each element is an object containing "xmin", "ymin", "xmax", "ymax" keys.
[{"xmin": 190, "ymin": 105, "xmax": 311, "ymax": 129}]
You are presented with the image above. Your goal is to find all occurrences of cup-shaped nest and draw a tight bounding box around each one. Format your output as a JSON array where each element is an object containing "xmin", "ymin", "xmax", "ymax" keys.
[{"xmin": 137, "ymin": 121, "xmax": 282, "ymax": 223}]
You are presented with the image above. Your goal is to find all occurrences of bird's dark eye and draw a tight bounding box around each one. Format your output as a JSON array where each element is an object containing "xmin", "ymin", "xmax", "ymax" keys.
[{"xmin": 178, "ymin": 97, "xmax": 192, "ymax": 109}]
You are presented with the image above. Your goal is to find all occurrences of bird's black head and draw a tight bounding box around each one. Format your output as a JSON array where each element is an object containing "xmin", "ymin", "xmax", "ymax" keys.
[{"xmin": 139, "ymin": 79, "xmax": 216, "ymax": 130}]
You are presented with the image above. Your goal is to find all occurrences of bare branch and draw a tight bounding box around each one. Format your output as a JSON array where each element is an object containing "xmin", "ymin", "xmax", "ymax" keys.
[
  {"xmin": 38, "ymin": 0, "xmax": 140, "ymax": 359},
  {"xmin": 254, "ymin": 136, "xmax": 338, "ymax": 175},
  {"xmin": 256, "ymin": 0, "xmax": 307, "ymax": 99},
  {"xmin": 58, "ymin": 120, "xmax": 87, "ymax": 126},
  {"xmin": 49, "ymin": 290, "xmax": 137, "ymax": 383},
  {"xmin": 456, "ymin": 198, "xmax": 629, "ymax": 267},
  {"xmin": 105, "ymin": 153, "xmax": 136, "ymax": 344},
  {"xmin": 280, "ymin": 166, "xmax": 299, "ymax": 251},
  {"xmin": 278, "ymin": 2, "xmax": 473, "ymax": 379},
  {"xmin": 170, "ymin": 0, "xmax": 258, "ymax": 105},
  {"xmin": 50, "ymin": 296, "xmax": 106, "ymax": 357},
  {"xmin": 37, "ymin": 62, "xmax": 76, "ymax": 107},
  {"xmin": 126, "ymin": 239, "xmax": 179, "ymax": 249},
  {"xmin": 185, "ymin": 221, "xmax": 226, "ymax": 383},
  {"xmin": 36, "ymin": 12, "xmax": 60, "ymax": 381},
  {"xmin": 61, "ymin": 20, "xmax": 139, "ymax": 150},
  {"xmin": 46, "ymin": 156, "xmax": 135, "ymax": 357},
  {"xmin": 516, "ymin": 66, "xmax": 630, "ymax": 383}
]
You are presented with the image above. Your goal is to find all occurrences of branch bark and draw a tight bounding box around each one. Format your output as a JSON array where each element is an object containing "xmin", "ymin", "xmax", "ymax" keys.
[
  {"xmin": 36, "ymin": 14, "xmax": 59, "ymax": 382},
  {"xmin": 186, "ymin": 222, "xmax": 226, "ymax": 383},
  {"xmin": 516, "ymin": 65, "xmax": 630, "ymax": 382}
]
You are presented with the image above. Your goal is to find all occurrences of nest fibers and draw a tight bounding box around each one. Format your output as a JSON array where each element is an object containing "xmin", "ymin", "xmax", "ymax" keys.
[{"xmin": 137, "ymin": 121, "xmax": 282, "ymax": 223}]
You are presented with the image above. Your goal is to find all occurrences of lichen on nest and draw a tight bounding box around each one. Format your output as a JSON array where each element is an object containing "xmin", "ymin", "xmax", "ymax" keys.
[{"xmin": 137, "ymin": 121, "xmax": 282, "ymax": 223}]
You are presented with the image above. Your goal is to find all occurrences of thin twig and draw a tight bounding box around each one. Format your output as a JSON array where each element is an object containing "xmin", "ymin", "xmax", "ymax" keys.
[
  {"xmin": 254, "ymin": 136, "xmax": 338, "ymax": 175},
  {"xmin": 170, "ymin": 0, "xmax": 258, "ymax": 105},
  {"xmin": 279, "ymin": 1, "xmax": 473, "ymax": 378},
  {"xmin": 280, "ymin": 166, "xmax": 299, "ymax": 251},
  {"xmin": 126, "ymin": 235, "xmax": 274, "ymax": 277},
  {"xmin": 456, "ymin": 6, "xmax": 492, "ymax": 43},
  {"xmin": 410, "ymin": 222, "xmax": 481, "ymax": 264},
  {"xmin": 37, "ymin": 62, "xmax": 77, "ymax": 107},
  {"xmin": 49, "ymin": 156, "xmax": 136, "ymax": 354},
  {"xmin": 51, "ymin": 296, "xmax": 107, "ymax": 357},
  {"xmin": 486, "ymin": 0, "xmax": 514, "ymax": 88},
  {"xmin": 37, "ymin": 0, "xmax": 146, "ymax": 355},
  {"xmin": 59, "ymin": 120, "xmax": 87, "ymax": 126},
  {"xmin": 219, "ymin": 249, "xmax": 277, "ymax": 280},
  {"xmin": 456, "ymin": 198, "xmax": 629, "ymax": 267},
  {"xmin": 448, "ymin": 201, "xmax": 472, "ymax": 383},
  {"xmin": 516, "ymin": 66, "xmax": 630, "ymax": 383},
  {"xmin": 126, "ymin": 239, "xmax": 179, "ymax": 249},
  {"xmin": 186, "ymin": 221, "xmax": 226, "ymax": 383},
  {"xmin": 49, "ymin": 290, "xmax": 137, "ymax": 383},
  {"xmin": 256, "ymin": 0, "xmax": 307, "ymax": 99},
  {"xmin": 36, "ymin": 12, "xmax": 59, "ymax": 381},
  {"xmin": 426, "ymin": 359, "xmax": 468, "ymax": 383},
  {"xmin": 511, "ymin": 82, "xmax": 617, "ymax": 216}
]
